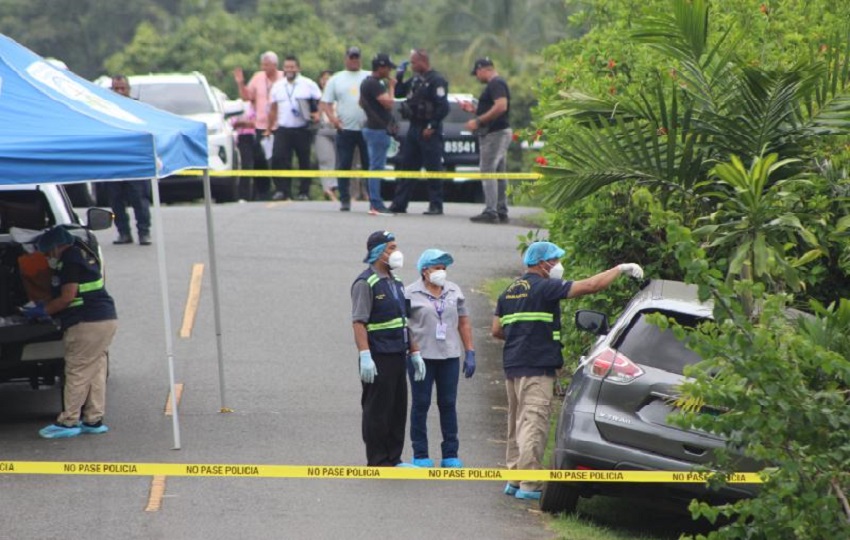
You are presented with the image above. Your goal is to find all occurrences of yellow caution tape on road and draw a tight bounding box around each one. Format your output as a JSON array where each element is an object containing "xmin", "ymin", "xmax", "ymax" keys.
[
  {"xmin": 0, "ymin": 461, "xmax": 763, "ymax": 483},
  {"xmin": 176, "ymin": 169, "xmax": 541, "ymax": 180}
]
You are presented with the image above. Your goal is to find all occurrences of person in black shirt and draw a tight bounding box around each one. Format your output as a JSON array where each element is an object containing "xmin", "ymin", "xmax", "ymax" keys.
[
  {"xmin": 359, "ymin": 54, "xmax": 397, "ymax": 214},
  {"xmin": 389, "ymin": 49, "xmax": 450, "ymax": 215},
  {"xmin": 462, "ymin": 58, "xmax": 512, "ymax": 224},
  {"xmin": 21, "ymin": 226, "xmax": 118, "ymax": 439}
]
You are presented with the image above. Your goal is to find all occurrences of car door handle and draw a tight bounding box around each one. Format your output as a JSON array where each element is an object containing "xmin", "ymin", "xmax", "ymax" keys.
[{"xmin": 682, "ymin": 444, "xmax": 707, "ymax": 457}]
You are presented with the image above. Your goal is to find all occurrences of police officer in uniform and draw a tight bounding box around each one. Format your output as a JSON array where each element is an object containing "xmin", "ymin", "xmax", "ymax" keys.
[
  {"xmin": 388, "ymin": 49, "xmax": 450, "ymax": 215},
  {"xmin": 492, "ymin": 242, "xmax": 644, "ymax": 500},
  {"xmin": 352, "ymin": 230, "xmax": 426, "ymax": 466}
]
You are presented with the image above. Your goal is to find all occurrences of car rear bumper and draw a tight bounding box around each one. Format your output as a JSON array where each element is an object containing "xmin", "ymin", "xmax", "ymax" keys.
[{"xmin": 554, "ymin": 411, "xmax": 758, "ymax": 501}]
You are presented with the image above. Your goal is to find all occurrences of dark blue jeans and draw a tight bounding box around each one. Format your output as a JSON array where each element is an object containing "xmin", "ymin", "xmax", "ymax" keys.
[
  {"xmin": 109, "ymin": 180, "xmax": 150, "ymax": 236},
  {"xmin": 335, "ymin": 129, "xmax": 368, "ymax": 205},
  {"xmin": 407, "ymin": 357, "xmax": 460, "ymax": 459}
]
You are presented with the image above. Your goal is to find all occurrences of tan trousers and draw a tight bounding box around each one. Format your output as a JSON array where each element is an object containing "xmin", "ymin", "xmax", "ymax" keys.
[
  {"xmin": 505, "ymin": 375, "xmax": 554, "ymax": 492},
  {"xmin": 57, "ymin": 320, "xmax": 117, "ymax": 426}
]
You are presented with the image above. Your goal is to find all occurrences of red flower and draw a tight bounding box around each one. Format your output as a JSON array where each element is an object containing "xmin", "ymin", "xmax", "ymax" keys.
[
  {"xmin": 535, "ymin": 129, "xmax": 543, "ymax": 139},
  {"xmin": 535, "ymin": 156, "xmax": 549, "ymax": 166},
  {"xmin": 608, "ymin": 59, "xmax": 616, "ymax": 69},
  {"xmin": 511, "ymin": 132, "xmax": 520, "ymax": 142}
]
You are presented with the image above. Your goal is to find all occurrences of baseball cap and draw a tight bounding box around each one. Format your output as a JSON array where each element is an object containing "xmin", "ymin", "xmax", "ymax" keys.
[
  {"xmin": 523, "ymin": 241, "xmax": 565, "ymax": 266},
  {"xmin": 346, "ymin": 46, "xmax": 361, "ymax": 58},
  {"xmin": 372, "ymin": 53, "xmax": 396, "ymax": 70},
  {"xmin": 470, "ymin": 57, "xmax": 494, "ymax": 75},
  {"xmin": 364, "ymin": 230, "xmax": 396, "ymax": 263}
]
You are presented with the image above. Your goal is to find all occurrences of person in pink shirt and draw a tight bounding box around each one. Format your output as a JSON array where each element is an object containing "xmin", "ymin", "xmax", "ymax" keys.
[{"xmin": 233, "ymin": 51, "xmax": 283, "ymax": 200}]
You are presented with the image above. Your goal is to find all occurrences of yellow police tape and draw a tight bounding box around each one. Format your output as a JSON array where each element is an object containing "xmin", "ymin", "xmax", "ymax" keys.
[
  {"xmin": 0, "ymin": 461, "xmax": 762, "ymax": 483},
  {"xmin": 176, "ymin": 169, "xmax": 541, "ymax": 180}
]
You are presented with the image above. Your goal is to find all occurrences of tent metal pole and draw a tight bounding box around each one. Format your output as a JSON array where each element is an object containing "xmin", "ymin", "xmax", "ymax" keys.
[
  {"xmin": 151, "ymin": 177, "xmax": 181, "ymax": 450},
  {"xmin": 202, "ymin": 171, "xmax": 229, "ymax": 412}
]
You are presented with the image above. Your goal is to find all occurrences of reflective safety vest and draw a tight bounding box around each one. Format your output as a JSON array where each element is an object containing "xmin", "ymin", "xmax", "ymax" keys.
[
  {"xmin": 53, "ymin": 244, "xmax": 117, "ymax": 329},
  {"xmin": 355, "ymin": 268, "xmax": 407, "ymax": 354},
  {"xmin": 497, "ymin": 273, "xmax": 566, "ymax": 372}
]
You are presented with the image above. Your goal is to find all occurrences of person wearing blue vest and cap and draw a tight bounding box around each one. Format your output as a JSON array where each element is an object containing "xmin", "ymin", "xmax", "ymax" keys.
[
  {"xmin": 351, "ymin": 230, "xmax": 426, "ymax": 466},
  {"xmin": 492, "ymin": 241, "xmax": 643, "ymax": 500},
  {"xmin": 405, "ymin": 248, "xmax": 475, "ymax": 468},
  {"xmin": 20, "ymin": 225, "xmax": 118, "ymax": 439}
]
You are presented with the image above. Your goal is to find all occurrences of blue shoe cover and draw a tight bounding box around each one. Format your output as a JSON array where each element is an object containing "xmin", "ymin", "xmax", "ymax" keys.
[
  {"xmin": 504, "ymin": 483, "xmax": 519, "ymax": 496},
  {"xmin": 80, "ymin": 422, "xmax": 109, "ymax": 435},
  {"xmin": 395, "ymin": 462, "xmax": 419, "ymax": 468},
  {"xmin": 440, "ymin": 457, "xmax": 463, "ymax": 468},
  {"xmin": 412, "ymin": 458, "xmax": 434, "ymax": 467},
  {"xmin": 515, "ymin": 489, "xmax": 542, "ymax": 500},
  {"xmin": 39, "ymin": 423, "xmax": 82, "ymax": 439}
]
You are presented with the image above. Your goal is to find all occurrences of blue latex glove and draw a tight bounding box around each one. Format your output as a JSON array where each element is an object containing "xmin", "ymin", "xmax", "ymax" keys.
[
  {"xmin": 20, "ymin": 301, "xmax": 47, "ymax": 320},
  {"xmin": 463, "ymin": 350, "xmax": 476, "ymax": 378},
  {"xmin": 410, "ymin": 351, "xmax": 426, "ymax": 382},
  {"xmin": 397, "ymin": 60, "xmax": 410, "ymax": 73},
  {"xmin": 359, "ymin": 350, "xmax": 377, "ymax": 384}
]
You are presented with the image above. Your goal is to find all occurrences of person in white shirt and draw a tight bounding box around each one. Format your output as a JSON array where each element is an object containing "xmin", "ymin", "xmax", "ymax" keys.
[{"xmin": 266, "ymin": 55, "xmax": 322, "ymax": 201}]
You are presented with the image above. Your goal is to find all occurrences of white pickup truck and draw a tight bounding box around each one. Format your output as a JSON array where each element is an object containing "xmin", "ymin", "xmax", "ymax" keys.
[{"xmin": 0, "ymin": 183, "xmax": 112, "ymax": 393}]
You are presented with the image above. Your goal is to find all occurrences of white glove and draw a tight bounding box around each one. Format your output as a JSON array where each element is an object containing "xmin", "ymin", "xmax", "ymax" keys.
[
  {"xmin": 618, "ymin": 263, "xmax": 644, "ymax": 279},
  {"xmin": 410, "ymin": 351, "xmax": 426, "ymax": 382}
]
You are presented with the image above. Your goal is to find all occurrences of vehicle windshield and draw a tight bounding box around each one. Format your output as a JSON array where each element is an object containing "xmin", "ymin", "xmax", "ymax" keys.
[
  {"xmin": 615, "ymin": 310, "xmax": 704, "ymax": 375},
  {"xmin": 133, "ymin": 83, "xmax": 215, "ymax": 115}
]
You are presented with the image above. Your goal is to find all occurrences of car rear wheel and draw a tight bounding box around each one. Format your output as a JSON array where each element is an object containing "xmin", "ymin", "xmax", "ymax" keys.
[{"xmin": 539, "ymin": 456, "xmax": 581, "ymax": 514}]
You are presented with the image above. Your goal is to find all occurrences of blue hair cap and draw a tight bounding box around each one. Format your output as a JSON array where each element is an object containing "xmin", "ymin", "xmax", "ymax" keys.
[
  {"xmin": 417, "ymin": 249, "xmax": 454, "ymax": 272},
  {"xmin": 523, "ymin": 241, "xmax": 565, "ymax": 266}
]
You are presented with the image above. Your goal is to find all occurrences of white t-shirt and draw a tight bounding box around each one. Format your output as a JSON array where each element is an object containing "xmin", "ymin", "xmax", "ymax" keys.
[
  {"xmin": 269, "ymin": 75, "xmax": 322, "ymax": 128},
  {"xmin": 321, "ymin": 69, "xmax": 369, "ymax": 131}
]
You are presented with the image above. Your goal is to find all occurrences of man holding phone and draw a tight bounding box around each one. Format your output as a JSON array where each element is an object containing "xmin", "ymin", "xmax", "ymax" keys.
[{"xmin": 359, "ymin": 53, "xmax": 397, "ymax": 215}]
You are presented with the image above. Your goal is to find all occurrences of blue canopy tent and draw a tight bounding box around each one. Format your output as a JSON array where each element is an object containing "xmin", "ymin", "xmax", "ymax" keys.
[{"xmin": 0, "ymin": 33, "xmax": 227, "ymax": 448}]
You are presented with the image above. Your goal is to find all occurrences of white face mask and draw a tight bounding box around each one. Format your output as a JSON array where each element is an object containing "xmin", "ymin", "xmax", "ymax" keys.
[
  {"xmin": 548, "ymin": 262, "xmax": 564, "ymax": 280},
  {"xmin": 388, "ymin": 250, "xmax": 404, "ymax": 270},
  {"xmin": 427, "ymin": 269, "xmax": 447, "ymax": 287}
]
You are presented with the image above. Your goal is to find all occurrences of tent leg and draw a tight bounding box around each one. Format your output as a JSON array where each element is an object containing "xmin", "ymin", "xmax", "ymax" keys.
[
  {"xmin": 202, "ymin": 171, "xmax": 229, "ymax": 413},
  {"xmin": 151, "ymin": 178, "xmax": 181, "ymax": 450}
]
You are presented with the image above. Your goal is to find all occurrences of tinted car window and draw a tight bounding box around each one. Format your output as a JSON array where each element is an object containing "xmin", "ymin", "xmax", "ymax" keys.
[
  {"xmin": 614, "ymin": 311, "xmax": 703, "ymax": 375},
  {"xmin": 133, "ymin": 83, "xmax": 215, "ymax": 115}
]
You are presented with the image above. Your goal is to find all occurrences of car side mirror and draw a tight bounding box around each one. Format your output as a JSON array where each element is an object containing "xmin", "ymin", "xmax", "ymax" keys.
[
  {"xmin": 85, "ymin": 207, "xmax": 113, "ymax": 231},
  {"xmin": 223, "ymin": 99, "xmax": 245, "ymax": 118},
  {"xmin": 575, "ymin": 310, "xmax": 609, "ymax": 335}
]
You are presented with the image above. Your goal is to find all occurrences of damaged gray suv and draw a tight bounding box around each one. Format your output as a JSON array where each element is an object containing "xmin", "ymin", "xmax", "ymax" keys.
[{"xmin": 540, "ymin": 279, "xmax": 760, "ymax": 513}]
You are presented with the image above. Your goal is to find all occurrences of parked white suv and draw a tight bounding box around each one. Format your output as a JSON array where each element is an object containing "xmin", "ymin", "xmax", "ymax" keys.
[
  {"xmin": 128, "ymin": 72, "xmax": 246, "ymax": 202},
  {"xmin": 0, "ymin": 184, "xmax": 112, "ymax": 394}
]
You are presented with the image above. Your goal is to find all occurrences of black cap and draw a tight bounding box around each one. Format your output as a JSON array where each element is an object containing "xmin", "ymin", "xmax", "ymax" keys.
[
  {"xmin": 364, "ymin": 230, "xmax": 395, "ymax": 263},
  {"xmin": 372, "ymin": 53, "xmax": 396, "ymax": 70},
  {"xmin": 470, "ymin": 57, "xmax": 494, "ymax": 75},
  {"xmin": 35, "ymin": 225, "xmax": 74, "ymax": 252},
  {"xmin": 346, "ymin": 46, "xmax": 361, "ymax": 58}
]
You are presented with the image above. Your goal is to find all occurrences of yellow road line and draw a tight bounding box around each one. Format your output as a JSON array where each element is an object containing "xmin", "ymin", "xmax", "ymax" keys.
[
  {"xmin": 164, "ymin": 384, "xmax": 184, "ymax": 416},
  {"xmin": 144, "ymin": 475, "xmax": 167, "ymax": 512},
  {"xmin": 179, "ymin": 263, "xmax": 204, "ymax": 338}
]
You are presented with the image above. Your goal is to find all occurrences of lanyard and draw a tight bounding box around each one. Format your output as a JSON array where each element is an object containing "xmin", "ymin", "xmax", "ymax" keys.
[{"xmin": 430, "ymin": 296, "xmax": 445, "ymax": 323}]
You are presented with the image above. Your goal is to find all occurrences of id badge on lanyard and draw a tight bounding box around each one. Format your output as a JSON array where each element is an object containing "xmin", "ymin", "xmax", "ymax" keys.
[{"xmin": 433, "ymin": 297, "xmax": 447, "ymax": 341}]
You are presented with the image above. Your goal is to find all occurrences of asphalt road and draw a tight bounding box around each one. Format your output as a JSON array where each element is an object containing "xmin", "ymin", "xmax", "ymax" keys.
[{"xmin": 0, "ymin": 198, "xmax": 556, "ymax": 540}]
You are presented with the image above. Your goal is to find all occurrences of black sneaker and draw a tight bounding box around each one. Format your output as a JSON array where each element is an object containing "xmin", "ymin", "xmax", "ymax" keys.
[
  {"xmin": 139, "ymin": 234, "xmax": 152, "ymax": 245},
  {"xmin": 499, "ymin": 214, "xmax": 510, "ymax": 223},
  {"xmin": 113, "ymin": 234, "xmax": 133, "ymax": 245},
  {"xmin": 297, "ymin": 194, "xmax": 309, "ymax": 201},
  {"xmin": 388, "ymin": 205, "xmax": 406, "ymax": 214},
  {"xmin": 470, "ymin": 212, "xmax": 498, "ymax": 223},
  {"xmin": 423, "ymin": 207, "xmax": 443, "ymax": 215}
]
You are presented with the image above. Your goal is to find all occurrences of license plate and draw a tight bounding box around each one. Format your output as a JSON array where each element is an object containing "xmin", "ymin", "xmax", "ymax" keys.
[{"xmin": 444, "ymin": 139, "xmax": 476, "ymax": 154}]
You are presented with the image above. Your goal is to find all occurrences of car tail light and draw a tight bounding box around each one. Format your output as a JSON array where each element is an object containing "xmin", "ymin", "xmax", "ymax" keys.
[{"xmin": 585, "ymin": 347, "xmax": 644, "ymax": 384}]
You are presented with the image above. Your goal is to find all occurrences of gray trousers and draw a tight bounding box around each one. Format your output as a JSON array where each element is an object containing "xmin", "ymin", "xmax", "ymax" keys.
[{"xmin": 479, "ymin": 128, "xmax": 512, "ymax": 216}]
